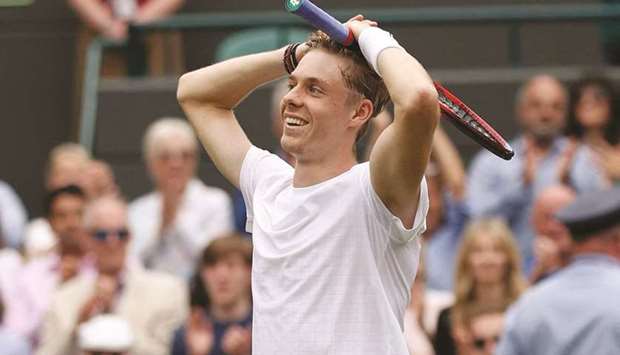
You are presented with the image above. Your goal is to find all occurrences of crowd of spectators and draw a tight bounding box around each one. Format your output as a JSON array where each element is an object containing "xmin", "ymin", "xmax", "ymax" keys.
[{"xmin": 2, "ymin": 15, "xmax": 620, "ymax": 352}]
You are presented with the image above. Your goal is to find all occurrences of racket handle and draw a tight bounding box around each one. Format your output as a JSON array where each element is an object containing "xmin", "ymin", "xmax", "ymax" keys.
[{"xmin": 285, "ymin": 0, "xmax": 354, "ymax": 46}]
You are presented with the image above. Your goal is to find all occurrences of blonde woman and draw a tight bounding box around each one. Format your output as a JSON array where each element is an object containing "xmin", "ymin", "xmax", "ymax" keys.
[{"xmin": 433, "ymin": 218, "xmax": 527, "ymax": 355}]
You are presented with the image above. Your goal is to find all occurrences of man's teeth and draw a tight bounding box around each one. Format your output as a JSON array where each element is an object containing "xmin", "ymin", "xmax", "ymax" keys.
[{"xmin": 285, "ymin": 117, "xmax": 308, "ymax": 126}]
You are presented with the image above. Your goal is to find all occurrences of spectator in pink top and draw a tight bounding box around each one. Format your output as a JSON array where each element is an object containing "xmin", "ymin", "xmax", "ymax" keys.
[{"xmin": 10, "ymin": 185, "xmax": 94, "ymax": 342}]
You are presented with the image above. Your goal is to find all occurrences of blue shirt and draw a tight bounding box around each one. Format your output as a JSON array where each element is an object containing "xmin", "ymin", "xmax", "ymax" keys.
[
  {"xmin": 466, "ymin": 136, "xmax": 605, "ymax": 273},
  {"xmin": 425, "ymin": 195, "xmax": 468, "ymax": 291},
  {"xmin": 496, "ymin": 254, "xmax": 620, "ymax": 355},
  {"xmin": 171, "ymin": 310, "xmax": 252, "ymax": 355},
  {"xmin": 0, "ymin": 328, "xmax": 31, "ymax": 355}
]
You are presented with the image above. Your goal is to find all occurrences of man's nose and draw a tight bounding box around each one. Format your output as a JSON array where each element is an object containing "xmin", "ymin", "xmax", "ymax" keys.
[{"xmin": 282, "ymin": 86, "xmax": 303, "ymax": 107}]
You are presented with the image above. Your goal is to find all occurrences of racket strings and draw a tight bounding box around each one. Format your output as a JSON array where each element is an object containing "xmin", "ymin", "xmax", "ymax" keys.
[{"xmin": 438, "ymin": 93, "xmax": 493, "ymax": 141}]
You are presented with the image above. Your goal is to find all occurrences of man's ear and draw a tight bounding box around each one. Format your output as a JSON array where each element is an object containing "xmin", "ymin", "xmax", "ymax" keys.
[{"xmin": 350, "ymin": 98, "xmax": 373, "ymax": 129}]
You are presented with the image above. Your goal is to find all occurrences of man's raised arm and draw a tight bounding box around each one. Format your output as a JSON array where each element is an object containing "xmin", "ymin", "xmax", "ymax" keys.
[
  {"xmin": 176, "ymin": 48, "xmax": 289, "ymax": 188},
  {"xmin": 356, "ymin": 24, "xmax": 440, "ymax": 228}
]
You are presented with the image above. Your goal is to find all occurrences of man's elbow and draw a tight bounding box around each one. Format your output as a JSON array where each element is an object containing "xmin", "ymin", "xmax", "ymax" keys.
[
  {"xmin": 399, "ymin": 85, "xmax": 440, "ymax": 122},
  {"xmin": 177, "ymin": 71, "xmax": 208, "ymax": 108},
  {"xmin": 176, "ymin": 72, "xmax": 193, "ymax": 105}
]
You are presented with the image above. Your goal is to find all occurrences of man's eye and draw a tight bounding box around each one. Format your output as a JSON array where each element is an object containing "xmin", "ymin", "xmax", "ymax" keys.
[{"xmin": 310, "ymin": 86, "xmax": 322, "ymax": 94}]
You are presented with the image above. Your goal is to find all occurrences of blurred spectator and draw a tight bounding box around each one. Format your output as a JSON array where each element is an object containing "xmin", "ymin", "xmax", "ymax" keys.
[
  {"xmin": 529, "ymin": 185, "xmax": 576, "ymax": 283},
  {"xmin": 78, "ymin": 314, "xmax": 133, "ymax": 355},
  {"xmin": 433, "ymin": 218, "xmax": 526, "ymax": 355},
  {"xmin": 129, "ymin": 118, "xmax": 233, "ymax": 278},
  {"xmin": 68, "ymin": 0, "xmax": 185, "ymax": 82},
  {"xmin": 0, "ymin": 234, "xmax": 24, "ymax": 349},
  {"xmin": 45, "ymin": 143, "xmax": 91, "ymax": 191},
  {"xmin": 68, "ymin": 0, "xmax": 186, "ymax": 135},
  {"xmin": 567, "ymin": 74, "xmax": 620, "ymax": 185},
  {"xmin": 467, "ymin": 74, "xmax": 606, "ymax": 274},
  {"xmin": 0, "ymin": 296, "xmax": 30, "ymax": 355},
  {"xmin": 497, "ymin": 186, "xmax": 620, "ymax": 355},
  {"xmin": 10, "ymin": 185, "xmax": 92, "ymax": 341},
  {"xmin": 68, "ymin": 0, "xmax": 185, "ymax": 41},
  {"xmin": 0, "ymin": 180, "xmax": 28, "ymax": 250},
  {"xmin": 37, "ymin": 196, "xmax": 187, "ymax": 355},
  {"xmin": 83, "ymin": 159, "xmax": 120, "ymax": 199},
  {"xmin": 404, "ymin": 256, "xmax": 453, "ymax": 355},
  {"xmin": 24, "ymin": 142, "xmax": 91, "ymax": 260},
  {"xmin": 172, "ymin": 233, "xmax": 252, "ymax": 355}
]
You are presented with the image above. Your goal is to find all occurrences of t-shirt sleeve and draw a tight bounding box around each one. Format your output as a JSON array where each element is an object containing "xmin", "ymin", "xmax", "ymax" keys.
[
  {"xmin": 360, "ymin": 164, "xmax": 429, "ymax": 243},
  {"xmin": 239, "ymin": 146, "xmax": 292, "ymax": 233}
]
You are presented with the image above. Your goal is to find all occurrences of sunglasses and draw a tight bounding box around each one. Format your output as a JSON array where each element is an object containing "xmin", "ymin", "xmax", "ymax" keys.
[
  {"xmin": 473, "ymin": 335, "xmax": 500, "ymax": 350},
  {"xmin": 91, "ymin": 228, "xmax": 130, "ymax": 242}
]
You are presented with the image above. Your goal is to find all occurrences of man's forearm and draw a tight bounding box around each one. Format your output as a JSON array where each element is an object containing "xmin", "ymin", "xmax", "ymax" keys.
[
  {"xmin": 378, "ymin": 48, "xmax": 438, "ymax": 117},
  {"xmin": 177, "ymin": 48, "xmax": 287, "ymax": 110}
]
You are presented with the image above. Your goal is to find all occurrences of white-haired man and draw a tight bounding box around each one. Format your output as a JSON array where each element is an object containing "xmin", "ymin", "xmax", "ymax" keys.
[{"xmin": 129, "ymin": 117, "xmax": 233, "ymax": 278}]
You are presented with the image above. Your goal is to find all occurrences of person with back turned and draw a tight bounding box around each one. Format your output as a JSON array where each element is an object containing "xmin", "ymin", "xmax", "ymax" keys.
[{"xmin": 497, "ymin": 186, "xmax": 620, "ymax": 355}]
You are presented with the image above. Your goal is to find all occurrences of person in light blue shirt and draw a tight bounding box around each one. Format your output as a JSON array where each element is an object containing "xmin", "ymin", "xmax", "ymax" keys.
[
  {"xmin": 496, "ymin": 186, "xmax": 620, "ymax": 355},
  {"xmin": 0, "ymin": 296, "xmax": 31, "ymax": 355},
  {"xmin": 0, "ymin": 180, "xmax": 27, "ymax": 249},
  {"xmin": 467, "ymin": 75, "xmax": 606, "ymax": 274}
]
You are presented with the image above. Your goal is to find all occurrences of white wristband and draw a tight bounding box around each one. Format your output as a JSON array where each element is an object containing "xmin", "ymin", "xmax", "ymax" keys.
[{"xmin": 358, "ymin": 27, "xmax": 402, "ymax": 76}]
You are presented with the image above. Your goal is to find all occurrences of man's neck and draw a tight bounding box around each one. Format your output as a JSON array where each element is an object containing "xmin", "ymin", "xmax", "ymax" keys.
[
  {"xmin": 525, "ymin": 134, "xmax": 556, "ymax": 154},
  {"xmin": 209, "ymin": 299, "xmax": 251, "ymax": 323},
  {"xmin": 572, "ymin": 242, "xmax": 616, "ymax": 260},
  {"xmin": 292, "ymin": 152, "xmax": 358, "ymax": 188}
]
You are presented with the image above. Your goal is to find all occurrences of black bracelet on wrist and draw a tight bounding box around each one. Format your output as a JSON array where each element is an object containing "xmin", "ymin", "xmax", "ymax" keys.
[{"xmin": 283, "ymin": 42, "xmax": 303, "ymax": 74}]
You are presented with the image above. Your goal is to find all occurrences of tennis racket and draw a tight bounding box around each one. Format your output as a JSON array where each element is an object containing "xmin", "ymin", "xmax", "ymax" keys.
[{"xmin": 285, "ymin": 0, "xmax": 514, "ymax": 160}]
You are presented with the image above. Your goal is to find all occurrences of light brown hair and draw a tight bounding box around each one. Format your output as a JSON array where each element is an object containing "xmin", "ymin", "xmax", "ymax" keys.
[
  {"xmin": 201, "ymin": 233, "xmax": 253, "ymax": 267},
  {"xmin": 452, "ymin": 218, "xmax": 527, "ymax": 328}
]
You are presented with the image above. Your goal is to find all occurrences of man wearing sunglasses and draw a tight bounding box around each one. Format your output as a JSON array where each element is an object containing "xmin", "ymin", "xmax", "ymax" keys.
[{"xmin": 36, "ymin": 196, "xmax": 188, "ymax": 355}]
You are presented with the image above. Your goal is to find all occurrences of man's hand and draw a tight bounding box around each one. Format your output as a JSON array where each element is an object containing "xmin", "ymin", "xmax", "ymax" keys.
[
  {"xmin": 76, "ymin": 275, "xmax": 119, "ymax": 325},
  {"xmin": 59, "ymin": 254, "xmax": 82, "ymax": 283},
  {"xmin": 344, "ymin": 14, "xmax": 378, "ymax": 39}
]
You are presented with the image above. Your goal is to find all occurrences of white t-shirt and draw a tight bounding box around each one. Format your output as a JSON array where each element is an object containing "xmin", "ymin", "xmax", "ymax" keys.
[{"xmin": 240, "ymin": 146, "xmax": 429, "ymax": 355}]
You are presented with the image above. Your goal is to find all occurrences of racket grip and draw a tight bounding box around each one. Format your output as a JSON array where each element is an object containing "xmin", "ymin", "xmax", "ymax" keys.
[{"xmin": 285, "ymin": 0, "xmax": 354, "ymax": 46}]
